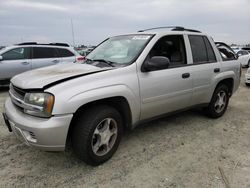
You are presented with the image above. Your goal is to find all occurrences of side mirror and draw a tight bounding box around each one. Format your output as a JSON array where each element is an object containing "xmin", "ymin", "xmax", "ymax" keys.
[
  {"xmin": 0, "ymin": 55, "xmax": 3, "ymax": 61},
  {"xmin": 143, "ymin": 56, "xmax": 170, "ymax": 72}
]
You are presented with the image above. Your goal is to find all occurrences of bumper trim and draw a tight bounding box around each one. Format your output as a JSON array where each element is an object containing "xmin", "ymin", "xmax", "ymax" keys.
[{"xmin": 2, "ymin": 113, "xmax": 12, "ymax": 132}]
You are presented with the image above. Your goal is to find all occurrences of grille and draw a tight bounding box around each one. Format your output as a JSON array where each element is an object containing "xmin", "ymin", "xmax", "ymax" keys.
[
  {"xmin": 10, "ymin": 85, "xmax": 26, "ymax": 99},
  {"xmin": 9, "ymin": 84, "xmax": 26, "ymax": 111}
]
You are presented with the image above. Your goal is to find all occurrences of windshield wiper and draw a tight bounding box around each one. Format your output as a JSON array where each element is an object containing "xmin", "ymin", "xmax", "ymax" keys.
[{"xmin": 92, "ymin": 59, "xmax": 116, "ymax": 67}]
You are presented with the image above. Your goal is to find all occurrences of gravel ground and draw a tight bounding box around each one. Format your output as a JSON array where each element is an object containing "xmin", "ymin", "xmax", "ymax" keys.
[{"xmin": 0, "ymin": 70, "xmax": 249, "ymax": 188}]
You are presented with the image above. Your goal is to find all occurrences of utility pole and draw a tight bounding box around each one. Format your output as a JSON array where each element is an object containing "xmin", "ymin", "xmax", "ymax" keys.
[{"xmin": 70, "ymin": 18, "xmax": 75, "ymax": 47}]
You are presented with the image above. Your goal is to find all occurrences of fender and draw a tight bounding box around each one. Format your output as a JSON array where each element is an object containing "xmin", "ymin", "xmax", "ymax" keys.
[
  {"xmin": 52, "ymin": 84, "xmax": 141, "ymax": 125},
  {"xmin": 207, "ymin": 70, "xmax": 236, "ymax": 101}
]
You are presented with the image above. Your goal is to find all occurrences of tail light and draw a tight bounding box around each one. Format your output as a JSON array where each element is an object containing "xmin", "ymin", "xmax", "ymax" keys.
[{"xmin": 76, "ymin": 56, "xmax": 85, "ymax": 63}]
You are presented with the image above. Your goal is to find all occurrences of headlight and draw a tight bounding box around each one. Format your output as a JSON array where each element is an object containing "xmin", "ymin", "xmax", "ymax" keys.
[{"xmin": 24, "ymin": 93, "xmax": 54, "ymax": 117}]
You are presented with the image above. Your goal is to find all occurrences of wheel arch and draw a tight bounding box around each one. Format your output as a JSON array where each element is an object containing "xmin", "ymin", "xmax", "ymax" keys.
[
  {"xmin": 214, "ymin": 77, "xmax": 234, "ymax": 97},
  {"xmin": 66, "ymin": 96, "xmax": 133, "ymax": 147}
]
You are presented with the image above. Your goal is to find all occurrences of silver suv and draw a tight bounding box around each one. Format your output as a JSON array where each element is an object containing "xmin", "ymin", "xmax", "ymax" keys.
[
  {"xmin": 0, "ymin": 42, "xmax": 84, "ymax": 85},
  {"xmin": 3, "ymin": 27, "xmax": 241, "ymax": 165}
]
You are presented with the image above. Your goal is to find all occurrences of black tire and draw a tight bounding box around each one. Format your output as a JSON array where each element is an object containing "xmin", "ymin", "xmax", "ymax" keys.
[
  {"xmin": 248, "ymin": 60, "xmax": 250, "ymax": 68},
  {"xmin": 205, "ymin": 84, "xmax": 229, "ymax": 118},
  {"xmin": 72, "ymin": 105, "xmax": 123, "ymax": 166},
  {"xmin": 246, "ymin": 83, "xmax": 250, "ymax": 87}
]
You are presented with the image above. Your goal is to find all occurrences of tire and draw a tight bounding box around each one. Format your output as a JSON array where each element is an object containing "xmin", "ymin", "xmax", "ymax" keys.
[
  {"xmin": 248, "ymin": 60, "xmax": 250, "ymax": 68},
  {"xmin": 246, "ymin": 83, "xmax": 250, "ymax": 87},
  {"xmin": 205, "ymin": 84, "xmax": 229, "ymax": 118},
  {"xmin": 72, "ymin": 105, "xmax": 123, "ymax": 166}
]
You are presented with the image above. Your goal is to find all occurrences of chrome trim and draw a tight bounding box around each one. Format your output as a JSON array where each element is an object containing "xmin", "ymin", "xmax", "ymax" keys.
[{"xmin": 9, "ymin": 90, "xmax": 43, "ymax": 112}]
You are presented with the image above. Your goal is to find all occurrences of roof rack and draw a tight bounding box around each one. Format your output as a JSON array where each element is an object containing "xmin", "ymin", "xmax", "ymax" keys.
[
  {"xmin": 17, "ymin": 42, "xmax": 70, "ymax": 47},
  {"xmin": 138, "ymin": 26, "xmax": 201, "ymax": 33}
]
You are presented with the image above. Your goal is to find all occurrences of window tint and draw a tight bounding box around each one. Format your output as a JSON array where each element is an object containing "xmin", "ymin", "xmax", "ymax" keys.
[
  {"xmin": 57, "ymin": 48, "xmax": 74, "ymax": 57},
  {"xmin": 189, "ymin": 35, "xmax": 207, "ymax": 63},
  {"xmin": 2, "ymin": 47, "xmax": 30, "ymax": 60},
  {"xmin": 147, "ymin": 35, "xmax": 186, "ymax": 68},
  {"xmin": 204, "ymin": 37, "xmax": 216, "ymax": 62},
  {"xmin": 32, "ymin": 47, "xmax": 59, "ymax": 59}
]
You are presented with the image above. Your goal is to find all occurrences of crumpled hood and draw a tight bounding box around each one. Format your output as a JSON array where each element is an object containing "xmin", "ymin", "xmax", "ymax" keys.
[{"xmin": 11, "ymin": 63, "xmax": 110, "ymax": 89}]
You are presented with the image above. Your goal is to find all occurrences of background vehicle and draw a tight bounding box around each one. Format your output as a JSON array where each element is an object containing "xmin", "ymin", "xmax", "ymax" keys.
[
  {"xmin": 237, "ymin": 50, "xmax": 250, "ymax": 67},
  {"xmin": 3, "ymin": 27, "xmax": 241, "ymax": 165},
  {"xmin": 0, "ymin": 42, "xmax": 84, "ymax": 85},
  {"xmin": 246, "ymin": 68, "xmax": 250, "ymax": 86}
]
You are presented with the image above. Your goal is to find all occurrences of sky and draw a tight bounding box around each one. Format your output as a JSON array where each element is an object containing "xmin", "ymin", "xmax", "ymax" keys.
[{"xmin": 0, "ymin": 0, "xmax": 249, "ymax": 46}]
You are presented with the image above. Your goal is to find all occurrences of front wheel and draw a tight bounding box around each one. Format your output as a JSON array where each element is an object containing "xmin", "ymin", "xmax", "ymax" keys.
[
  {"xmin": 205, "ymin": 85, "xmax": 229, "ymax": 118},
  {"xmin": 72, "ymin": 105, "xmax": 123, "ymax": 166}
]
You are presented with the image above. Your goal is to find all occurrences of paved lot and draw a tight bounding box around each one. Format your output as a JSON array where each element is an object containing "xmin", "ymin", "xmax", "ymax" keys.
[{"xmin": 0, "ymin": 70, "xmax": 249, "ymax": 188}]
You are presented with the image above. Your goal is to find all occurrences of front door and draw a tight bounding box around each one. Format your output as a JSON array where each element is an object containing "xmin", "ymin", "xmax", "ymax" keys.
[
  {"xmin": 138, "ymin": 35, "xmax": 193, "ymax": 120},
  {"xmin": 0, "ymin": 47, "xmax": 32, "ymax": 80}
]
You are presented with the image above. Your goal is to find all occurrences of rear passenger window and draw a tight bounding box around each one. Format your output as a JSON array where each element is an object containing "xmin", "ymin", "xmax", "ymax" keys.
[
  {"xmin": 189, "ymin": 36, "xmax": 207, "ymax": 63},
  {"xmin": 32, "ymin": 47, "xmax": 59, "ymax": 59},
  {"xmin": 189, "ymin": 35, "xmax": 217, "ymax": 63},
  {"xmin": 57, "ymin": 48, "xmax": 74, "ymax": 57},
  {"xmin": 204, "ymin": 37, "xmax": 216, "ymax": 62}
]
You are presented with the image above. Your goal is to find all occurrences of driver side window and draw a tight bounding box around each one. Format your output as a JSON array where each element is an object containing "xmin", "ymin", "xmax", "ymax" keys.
[
  {"xmin": 2, "ymin": 47, "xmax": 30, "ymax": 61},
  {"xmin": 148, "ymin": 35, "xmax": 187, "ymax": 68}
]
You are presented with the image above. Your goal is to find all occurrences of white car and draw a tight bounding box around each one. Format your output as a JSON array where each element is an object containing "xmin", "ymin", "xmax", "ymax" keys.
[
  {"xmin": 0, "ymin": 42, "xmax": 84, "ymax": 85},
  {"xmin": 237, "ymin": 50, "xmax": 250, "ymax": 67},
  {"xmin": 246, "ymin": 68, "xmax": 250, "ymax": 86}
]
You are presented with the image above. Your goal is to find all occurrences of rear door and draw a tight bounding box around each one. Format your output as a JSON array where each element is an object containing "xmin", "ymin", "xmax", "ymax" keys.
[
  {"xmin": 31, "ymin": 47, "xmax": 61, "ymax": 69},
  {"xmin": 0, "ymin": 47, "xmax": 32, "ymax": 80},
  {"xmin": 187, "ymin": 35, "xmax": 221, "ymax": 105}
]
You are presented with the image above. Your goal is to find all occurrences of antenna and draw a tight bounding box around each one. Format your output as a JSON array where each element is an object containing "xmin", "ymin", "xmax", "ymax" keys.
[{"xmin": 70, "ymin": 18, "xmax": 75, "ymax": 47}]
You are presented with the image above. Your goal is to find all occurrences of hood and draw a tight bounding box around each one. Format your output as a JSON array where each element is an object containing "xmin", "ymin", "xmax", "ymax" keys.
[{"xmin": 11, "ymin": 63, "xmax": 111, "ymax": 89}]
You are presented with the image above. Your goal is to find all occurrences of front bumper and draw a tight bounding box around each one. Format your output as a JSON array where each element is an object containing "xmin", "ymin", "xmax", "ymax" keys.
[
  {"xmin": 3, "ymin": 98, "xmax": 73, "ymax": 151},
  {"xmin": 245, "ymin": 73, "xmax": 250, "ymax": 84}
]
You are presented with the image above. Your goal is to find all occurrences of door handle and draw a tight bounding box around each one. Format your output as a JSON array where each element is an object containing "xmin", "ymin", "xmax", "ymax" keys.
[
  {"xmin": 21, "ymin": 62, "xmax": 30, "ymax": 65},
  {"xmin": 52, "ymin": 59, "xmax": 59, "ymax": 63},
  {"xmin": 214, "ymin": 68, "xmax": 220, "ymax": 73},
  {"xmin": 182, "ymin": 73, "xmax": 190, "ymax": 79}
]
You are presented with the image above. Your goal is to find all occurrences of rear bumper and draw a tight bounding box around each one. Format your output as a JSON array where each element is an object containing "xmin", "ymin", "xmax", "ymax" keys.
[{"xmin": 3, "ymin": 98, "xmax": 73, "ymax": 151}]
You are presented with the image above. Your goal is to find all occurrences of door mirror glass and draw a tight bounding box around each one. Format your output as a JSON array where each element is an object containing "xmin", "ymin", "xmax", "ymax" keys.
[{"xmin": 143, "ymin": 56, "xmax": 170, "ymax": 72}]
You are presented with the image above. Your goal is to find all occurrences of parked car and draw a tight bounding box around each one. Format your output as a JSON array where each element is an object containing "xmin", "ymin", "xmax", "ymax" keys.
[
  {"xmin": 242, "ymin": 47, "xmax": 250, "ymax": 53},
  {"xmin": 216, "ymin": 42, "xmax": 238, "ymax": 61},
  {"xmin": 0, "ymin": 42, "xmax": 84, "ymax": 85},
  {"xmin": 236, "ymin": 50, "xmax": 250, "ymax": 67},
  {"xmin": 3, "ymin": 27, "xmax": 241, "ymax": 165},
  {"xmin": 245, "ymin": 68, "xmax": 250, "ymax": 86}
]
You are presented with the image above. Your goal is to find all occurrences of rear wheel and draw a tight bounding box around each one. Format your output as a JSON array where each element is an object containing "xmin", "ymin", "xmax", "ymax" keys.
[
  {"xmin": 248, "ymin": 60, "xmax": 250, "ymax": 68},
  {"xmin": 205, "ymin": 85, "xmax": 229, "ymax": 118},
  {"xmin": 72, "ymin": 105, "xmax": 123, "ymax": 166},
  {"xmin": 246, "ymin": 83, "xmax": 250, "ymax": 87}
]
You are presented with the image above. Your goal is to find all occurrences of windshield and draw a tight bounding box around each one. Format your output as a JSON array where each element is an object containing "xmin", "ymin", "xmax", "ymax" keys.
[{"xmin": 87, "ymin": 34, "xmax": 153, "ymax": 65}]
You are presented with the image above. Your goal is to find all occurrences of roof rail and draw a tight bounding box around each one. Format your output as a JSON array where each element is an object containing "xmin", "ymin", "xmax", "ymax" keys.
[
  {"xmin": 17, "ymin": 42, "xmax": 37, "ymax": 45},
  {"xmin": 138, "ymin": 26, "xmax": 201, "ymax": 33},
  {"xmin": 16, "ymin": 42, "xmax": 70, "ymax": 47},
  {"xmin": 48, "ymin": 43, "xmax": 70, "ymax": 47}
]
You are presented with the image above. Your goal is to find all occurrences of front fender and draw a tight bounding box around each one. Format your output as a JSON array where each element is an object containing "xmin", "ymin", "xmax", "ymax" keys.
[{"xmin": 52, "ymin": 84, "xmax": 140, "ymax": 124}]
